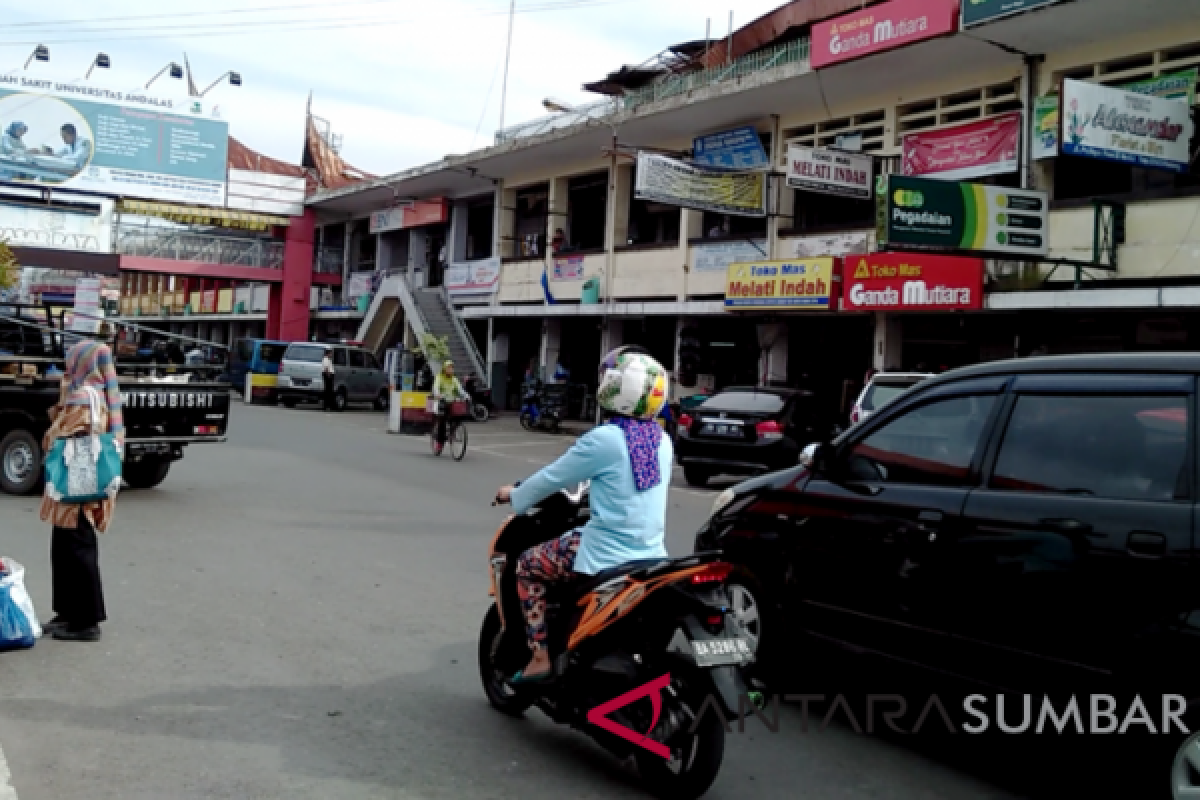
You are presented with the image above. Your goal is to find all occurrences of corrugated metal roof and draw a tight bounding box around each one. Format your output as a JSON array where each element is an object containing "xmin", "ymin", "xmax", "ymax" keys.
[{"xmin": 303, "ymin": 114, "xmax": 375, "ymax": 192}]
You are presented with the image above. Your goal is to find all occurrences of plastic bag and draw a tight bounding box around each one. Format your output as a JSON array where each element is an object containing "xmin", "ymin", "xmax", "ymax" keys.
[{"xmin": 0, "ymin": 559, "xmax": 39, "ymax": 649}]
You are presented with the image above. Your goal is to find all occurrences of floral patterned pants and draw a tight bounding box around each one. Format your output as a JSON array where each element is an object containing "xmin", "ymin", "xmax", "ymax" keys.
[{"xmin": 515, "ymin": 531, "xmax": 582, "ymax": 652}]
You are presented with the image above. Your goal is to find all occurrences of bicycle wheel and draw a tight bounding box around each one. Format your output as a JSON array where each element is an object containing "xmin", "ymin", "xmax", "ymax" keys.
[{"xmin": 451, "ymin": 422, "xmax": 468, "ymax": 461}]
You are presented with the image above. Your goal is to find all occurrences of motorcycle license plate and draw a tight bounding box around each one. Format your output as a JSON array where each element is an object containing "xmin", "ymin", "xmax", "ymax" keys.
[{"xmin": 691, "ymin": 637, "xmax": 752, "ymax": 667}]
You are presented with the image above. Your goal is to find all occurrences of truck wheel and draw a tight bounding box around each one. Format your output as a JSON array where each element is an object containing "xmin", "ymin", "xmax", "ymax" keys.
[
  {"xmin": 124, "ymin": 458, "xmax": 171, "ymax": 490},
  {"xmin": 281, "ymin": 397, "xmax": 297, "ymax": 408},
  {"xmin": 0, "ymin": 429, "xmax": 41, "ymax": 495},
  {"xmin": 374, "ymin": 389, "xmax": 389, "ymax": 411}
]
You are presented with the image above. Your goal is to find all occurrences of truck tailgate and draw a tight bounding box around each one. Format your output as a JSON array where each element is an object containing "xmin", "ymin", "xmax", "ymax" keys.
[{"xmin": 121, "ymin": 382, "xmax": 231, "ymax": 441}]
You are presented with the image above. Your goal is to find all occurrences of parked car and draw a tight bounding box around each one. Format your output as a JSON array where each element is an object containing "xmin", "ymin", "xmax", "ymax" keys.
[
  {"xmin": 848, "ymin": 371, "xmax": 933, "ymax": 426},
  {"xmin": 694, "ymin": 354, "xmax": 1200, "ymax": 770},
  {"xmin": 276, "ymin": 342, "xmax": 389, "ymax": 411},
  {"xmin": 675, "ymin": 387, "xmax": 835, "ymax": 488},
  {"xmin": 227, "ymin": 338, "xmax": 288, "ymax": 390}
]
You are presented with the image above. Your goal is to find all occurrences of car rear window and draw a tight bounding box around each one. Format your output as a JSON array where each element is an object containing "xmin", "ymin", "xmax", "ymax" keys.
[
  {"xmin": 700, "ymin": 392, "xmax": 786, "ymax": 414},
  {"xmin": 862, "ymin": 383, "xmax": 915, "ymax": 411},
  {"xmin": 286, "ymin": 344, "xmax": 327, "ymax": 363}
]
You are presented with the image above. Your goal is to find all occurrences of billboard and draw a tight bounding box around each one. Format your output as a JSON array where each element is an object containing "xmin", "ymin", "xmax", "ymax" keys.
[
  {"xmin": 841, "ymin": 252, "xmax": 983, "ymax": 312},
  {"xmin": 0, "ymin": 78, "xmax": 229, "ymax": 205},
  {"xmin": 1060, "ymin": 78, "xmax": 1193, "ymax": 173},
  {"xmin": 879, "ymin": 174, "xmax": 1048, "ymax": 258},
  {"xmin": 811, "ymin": 0, "xmax": 959, "ymax": 69},
  {"xmin": 635, "ymin": 153, "xmax": 767, "ymax": 217},
  {"xmin": 724, "ymin": 258, "xmax": 836, "ymax": 311}
]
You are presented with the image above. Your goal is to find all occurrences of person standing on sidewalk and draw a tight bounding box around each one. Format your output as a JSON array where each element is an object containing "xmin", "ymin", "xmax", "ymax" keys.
[
  {"xmin": 321, "ymin": 347, "xmax": 336, "ymax": 411},
  {"xmin": 40, "ymin": 339, "xmax": 124, "ymax": 642}
]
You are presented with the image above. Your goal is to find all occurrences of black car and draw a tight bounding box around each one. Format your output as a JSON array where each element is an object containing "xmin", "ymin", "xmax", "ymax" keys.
[
  {"xmin": 674, "ymin": 387, "xmax": 834, "ymax": 488},
  {"xmin": 694, "ymin": 354, "xmax": 1200, "ymax": 785}
]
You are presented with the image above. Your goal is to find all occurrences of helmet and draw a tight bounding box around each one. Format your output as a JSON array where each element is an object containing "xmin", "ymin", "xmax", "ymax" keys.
[{"xmin": 596, "ymin": 346, "xmax": 667, "ymax": 420}]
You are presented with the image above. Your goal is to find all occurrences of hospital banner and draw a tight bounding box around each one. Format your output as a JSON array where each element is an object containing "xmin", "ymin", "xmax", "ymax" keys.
[
  {"xmin": 0, "ymin": 77, "xmax": 229, "ymax": 205},
  {"xmin": 635, "ymin": 152, "xmax": 767, "ymax": 217}
]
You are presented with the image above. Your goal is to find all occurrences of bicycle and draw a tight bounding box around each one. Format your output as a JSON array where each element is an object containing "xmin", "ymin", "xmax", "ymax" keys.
[{"xmin": 428, "ymin": 397, "xmax": 469, "ymax": 461}]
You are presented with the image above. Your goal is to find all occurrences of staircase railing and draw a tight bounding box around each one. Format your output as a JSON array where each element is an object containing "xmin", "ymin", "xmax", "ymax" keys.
[
  {"xmin": 439, "ymin": 285, "xmax": 488, "ymax": 389},
  {"xmin": 356, "ymin": 272, "xmax": 428, "ymax": 346}
]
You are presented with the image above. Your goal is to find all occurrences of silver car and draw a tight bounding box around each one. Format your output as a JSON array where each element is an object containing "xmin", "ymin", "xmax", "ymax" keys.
[{"xmin": 277, "ymin": 343, "xmax": 390, "ymax": 411}]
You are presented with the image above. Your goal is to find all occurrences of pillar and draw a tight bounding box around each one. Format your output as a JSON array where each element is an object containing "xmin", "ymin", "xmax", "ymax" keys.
[
  {"xmin": 450, "ymin": 200, "xmax": 468, "ymax": 263},
  {"xmin": 268, "ymin": 209, "xmax": 316, "ymax": 341},
  {"xmin": 539, "ymin": 318, "xmax": 562, "ymax": 381},
  {"xmin": 498, "ymin": 186, "xmax": 516, "ymax": 260},
  {"xmin": 757, "ymin": 323, "xmax": 788, "ymax": 386},
  {"xmin": 612, "ymin": 164, "xmax": 633, "ymax": 247},
  {"xmin": 873, "ymin": 312, "xmax": 902, "ymax": 372}
]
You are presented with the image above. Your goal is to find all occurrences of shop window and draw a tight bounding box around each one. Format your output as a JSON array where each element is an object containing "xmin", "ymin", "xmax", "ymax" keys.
[
  {"xmin": 792, "ymin": 191, "xmax": 874, "ymax": 232},
  {"xmin": 700, "ymin": 211, "xmax": 767, "ymax": 240},
  {"xmin": 896, "ymin": 81, "xmax": 1021, "ymax": 141},
  {"xmin": 465, "ymin": 196, "xmax": 494, "ymax": 260},
  {"xmin": 786, "ymin": 111, "xmax": 887, "ymax": 157},
  {"xmin": 626, "ymin": 167, "xmax": 680, "ymax": 246},
  {"xmin": 513, "ymin": 184, "xmax": 548, "ymax": 258},
  {"xmin": 566, "ymin": 172, "xmax": 607, "ymax": 252}
]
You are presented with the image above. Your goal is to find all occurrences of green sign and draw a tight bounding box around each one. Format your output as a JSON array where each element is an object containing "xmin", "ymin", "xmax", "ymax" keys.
[
  {"xmin": 880, "ymin": 175, "xmax": 1049, "ymax": 258},
  {"xmin": 962, "ymin": 0, "xmax": 1062, "ymax": 27}
]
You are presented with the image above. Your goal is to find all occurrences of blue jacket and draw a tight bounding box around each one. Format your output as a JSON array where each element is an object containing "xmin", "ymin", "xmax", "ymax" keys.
[{"xmin": 511, "ymin": 423, "xmax": 672, "ymax": 575}]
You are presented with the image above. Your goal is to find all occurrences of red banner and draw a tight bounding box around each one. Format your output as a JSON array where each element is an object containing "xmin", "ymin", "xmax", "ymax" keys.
[
  {"xmin": 841, "ymin": 252, "xmax": 984, "ymax": 312},
  {"xmin": 903, "ymin": 113, "xmax": 1021, "ymax": 180},
  {"xmin": 811, "ymin": 0, "xmax": 960, "ymax": 69}
]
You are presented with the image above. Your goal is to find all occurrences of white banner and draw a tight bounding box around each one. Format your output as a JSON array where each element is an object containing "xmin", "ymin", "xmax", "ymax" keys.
[
  {"xmin": 785, "ymin": 145, "xmax": 873, "ymax": 199},
  {"xmin": 691, "ymin": 239, "xmax": 767, "ymax": 272},
  {"xmin": 1060, "ymin": 79, "xmax": 1193, "ymax": 173},
  {"xmin": 789, "ymin": 231, "xmax": 871, "ymax": 258},
  {"xmin": 0, "ymin": 195, "xmax": 113, "ymax": 252},
  {"xmin": 445, "ymin": 256, "xmax": 501, "ymax": 296},
  {"xmin": 70, "ymin": 278, "xmax": 101, "ymax": 333},
  {"xmin": 347, "ymin": 272, "xmax": 374, "ymax": 299}
]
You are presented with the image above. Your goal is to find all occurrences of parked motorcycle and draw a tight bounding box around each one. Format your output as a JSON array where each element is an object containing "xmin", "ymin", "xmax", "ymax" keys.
[
  {"xmin": 518, "ymin": 381, "xmax": 563, "ymax": 433},
  {"xmin": 481, "ymin": 485, "xmax": 752, "ymax": 799},
  {"xmin": 463, "ymin": 375, "xmax": 494, "ymax": 422}
]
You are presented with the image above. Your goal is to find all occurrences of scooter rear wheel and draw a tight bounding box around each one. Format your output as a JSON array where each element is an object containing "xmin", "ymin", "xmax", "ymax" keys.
[
  {"xmin": 472, "ymin": 404, "xmax": 490, "ymax": 422},
  {"xmin": 519, "ymin": 412, "xmax": 536, "ymax": 431},
  {"xmin": 478, "ymin": 605, "xmax": 535, "ymax": 717},
  {"xmin": 636, "ymin": 707, "xmax": 725, "ymax": 800}
]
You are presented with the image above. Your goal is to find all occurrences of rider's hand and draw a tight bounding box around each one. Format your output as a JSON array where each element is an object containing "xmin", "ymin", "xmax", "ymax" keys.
[{"xmin": 495, "ymin": 485, "xmax": 514, "ymax": 505}]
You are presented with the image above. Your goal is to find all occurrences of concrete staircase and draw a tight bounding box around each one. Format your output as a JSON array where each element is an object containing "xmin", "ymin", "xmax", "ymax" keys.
[{"xmin": 413, "ymin": 287, "xmax": 487, "ymax": 384}]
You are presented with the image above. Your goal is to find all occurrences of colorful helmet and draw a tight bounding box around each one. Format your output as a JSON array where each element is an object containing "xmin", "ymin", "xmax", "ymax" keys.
[{"xmin": 596, "ymin": 346, "xmax": 668, "ymax": 420}]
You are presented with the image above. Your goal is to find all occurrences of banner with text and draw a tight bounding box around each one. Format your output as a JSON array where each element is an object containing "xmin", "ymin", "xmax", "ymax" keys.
[
  {"xmin": 0, "ymin": 194, "xmax": 113, "ymax": 252},
  {"xmin": 811, "ymin": 0, "xmax": 959, "ymax": 69},
  {"xmin": 0, "ymin": 78, "xmax": 228, "ymax": 205},
  {"xmin": 725, "ymin": 258, "xmax": 836, "ymax": 311},
  {"xmin": 963, "ymin": 0, "xmax": 1063, "ymax": 26},
  {"xmin": 445, "ymin": 256, "xmax": 501, "ymax": 296},
  {"xmin": 1060, "ymin": 78, "xmax": 1193, "ymax": 173},
  {"xmin": 902, "ymin": 112, "xmax": 1020, "ymax": 180},
  {"xmin": 842, "ymin": 252, "xmax": 983, "ymax": 312},
  {"xmin": 879, "ymin": 174, "xmax": 1049, "ymax": 257},
  {"xmin": 691, "ymin": 240, "xmax": 767, "ymax": 272},
  {"xmin": 635, "ymin": 152, "xmax": 767, "ymax": 217},
  {"xmin": 786, "ymin": 144, "xmax": 874, "ymax": 199}
]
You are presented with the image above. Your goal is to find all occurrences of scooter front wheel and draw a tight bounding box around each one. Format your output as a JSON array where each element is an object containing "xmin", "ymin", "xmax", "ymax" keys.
[
  {"xmin": 478, "ymin": 605, "xmax": 535, "ymax": 717},
  {"xmin": 519, "ymin": 412, "xmax": 536, "ymax": 431}
]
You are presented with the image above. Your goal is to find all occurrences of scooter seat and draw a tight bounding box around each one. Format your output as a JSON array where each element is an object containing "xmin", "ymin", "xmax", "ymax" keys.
[{"xmin": 556, "ymin": 559, "xmax": 668, "ymax": 600}]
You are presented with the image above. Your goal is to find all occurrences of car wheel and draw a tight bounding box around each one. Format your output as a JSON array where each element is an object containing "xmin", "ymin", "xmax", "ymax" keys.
[
  {"xmin": 334, "ymin": 388, "xmax": 348, "ymax": 412},
  {"xmin": 726, "ymin": 570, "xmax": 789, "ymax": 689},
  {"xmin": 0, "ymin": 428, "xmax": 41, "ymax": 495},
  {"xmin": 683, "ymin": 466, "xmax": 711, "ymax": 488},
  {"xmin": 281, "ymin": 397, "xmax": 297, "ymax": 409},
  {"xmin": 374, "ymin": 389, "xmax": 390, "ymax": 411}
]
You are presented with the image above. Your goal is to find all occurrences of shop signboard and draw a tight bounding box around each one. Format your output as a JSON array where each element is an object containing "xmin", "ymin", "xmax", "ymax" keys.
[
  {"xmin": 962, "ymin": 0, "xmax": 1062, "ymax": 26},
  {"xmin": 0, "ymin": 78, "xmax": 228, "ymax": 205},
  {"xmin": 902, "ymin": 112, "xmax": 1020, "ymax": 180},
  {"xmin": 692, "ymin": 126, "xmax": 769, "ymax": 170},
  {"xmin": 368, "ymin": 198, "xmax": 450, "ymax": 233},
  {"xmin": 879, "ymin": 174, "xmax": 1048, "ymax": 258},
  {"xmin": 1059, "ymin": 78, "xmax": 1194, "ymax": 172},
  {"xmin": 346, "ymin": 272, "xmax": 374, "ymax": 299},
  {"xmin": 692, "ymin": 239, "xmax": 767, "ymax": 272},
  {"xmin": 445, "ymin": 256, "xmax": 501, "ymax": 296},
  {"xmin": 552, "ymin": 255, "xmax": 585, "ymax": 280},
  {"xmin": 1035, "ymin": 69, "xmax": 1197, "ymax": 161},
  {"xmin": 0, "ymin": 194, "xmax": 113, "ymax": 252},
  {"xmin": 69, "ymin": 277, "xmax": 101, "ymax": 333},
  {"xmin": 785, "ymin": 144, "xmax": 873, "ymax": 199},
  {"xmin": 724, "ymin": 258, "xmax": 836, "ymax": 311},
  {"xmin": 200, "ymin": 289, "xmax": 217, "ymax": 314},
  {"xmin": 810, "ymin": 0, "xmax": 960, "ymax": 69},
  {"xmin": 635, "ymin": 152, "xmax": 767, "ymax": 217},
  {"xmin": 841, "ymin": 252, "xmax": 983, "ymax": 312},
  {"xmin": 789, "ymin": 231, "xmax": 870, "ymax": 258}
]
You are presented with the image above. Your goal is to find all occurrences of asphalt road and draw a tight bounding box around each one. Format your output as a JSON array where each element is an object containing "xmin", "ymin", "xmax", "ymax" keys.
[{"xmin": 0, "ymin": 403, "xmax": 1024, "ymax": 799}]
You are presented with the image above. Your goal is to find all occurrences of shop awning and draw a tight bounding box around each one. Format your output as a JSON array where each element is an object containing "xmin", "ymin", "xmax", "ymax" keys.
[{"xmin": 118, "ymin": 200, "xmax": 291, "ymax": 231}]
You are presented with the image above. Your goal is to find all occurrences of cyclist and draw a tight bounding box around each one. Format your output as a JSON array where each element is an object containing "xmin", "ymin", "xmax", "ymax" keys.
[{"xmin": 432, "ymin": 360, "xmax": 469, "ymax": 448}]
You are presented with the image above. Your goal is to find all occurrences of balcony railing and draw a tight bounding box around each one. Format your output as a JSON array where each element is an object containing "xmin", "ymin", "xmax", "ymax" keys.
[
  {"xmin": 314, "ymin": 246, "xmax": 345, "ymax": 274},
  {"xmin": 495, "ymin": 99, "xmax": 616, "ymax": 144},
  {"xmin": 117, "ymin": 224, "xmax": 284, "ymax": 269},
  {"xmin": 623, "ymin": 37, "xmax": 810, "ymax": 111}
]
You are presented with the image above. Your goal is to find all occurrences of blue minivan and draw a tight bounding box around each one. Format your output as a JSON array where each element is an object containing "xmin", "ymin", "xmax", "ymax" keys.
[{"xmin": 228, "ymin": 338, "xmax": 289, "ymax": 389}]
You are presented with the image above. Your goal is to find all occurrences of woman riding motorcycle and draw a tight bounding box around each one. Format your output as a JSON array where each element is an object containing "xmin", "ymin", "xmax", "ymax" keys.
[{"xmin": 495, "ymin": 346, "xmax": 672, "ymax": 682}]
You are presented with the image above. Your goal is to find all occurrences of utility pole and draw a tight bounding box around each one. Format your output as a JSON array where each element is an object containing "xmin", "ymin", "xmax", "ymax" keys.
[{"xmin": 497, "ymin": 0, "xmax": 517, "ymax": 135}]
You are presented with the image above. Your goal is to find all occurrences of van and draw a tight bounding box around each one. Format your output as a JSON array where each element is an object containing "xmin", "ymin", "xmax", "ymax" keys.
[
  {"xmin": 227, "ymin": 338, "xmax": 289, "ymax": 390},
  {"xmin": 276, "ymin": 342, "xmax": 389, "ymax": 411}
]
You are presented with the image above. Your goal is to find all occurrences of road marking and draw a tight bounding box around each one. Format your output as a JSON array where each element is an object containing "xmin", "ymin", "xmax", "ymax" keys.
[{"xmin": 0, "ymin": 742, "xmax": 18, "ymax": 800}]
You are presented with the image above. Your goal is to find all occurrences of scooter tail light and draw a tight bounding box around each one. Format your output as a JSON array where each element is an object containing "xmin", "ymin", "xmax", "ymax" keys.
[{"xmin": 690, "ymin": 562, "xmax": 734, "ymax": 585}]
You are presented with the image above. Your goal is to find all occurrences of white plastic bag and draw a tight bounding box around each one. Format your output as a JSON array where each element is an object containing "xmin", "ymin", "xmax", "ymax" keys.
[{"xmin": 0, "ymin": 559, "xmax": 41, "ymax": 642}]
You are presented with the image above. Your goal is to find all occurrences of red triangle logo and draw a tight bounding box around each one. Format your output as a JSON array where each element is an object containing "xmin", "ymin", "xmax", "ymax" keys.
[{"xmin": 586, "ymin": 673, "xmax": 672, "ymax": 759}]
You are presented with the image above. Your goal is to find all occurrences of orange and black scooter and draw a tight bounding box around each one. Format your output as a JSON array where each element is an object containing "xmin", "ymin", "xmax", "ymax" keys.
[{"xmin": 480, "ymin": 484, "xmax": 753, "ymax": 800}]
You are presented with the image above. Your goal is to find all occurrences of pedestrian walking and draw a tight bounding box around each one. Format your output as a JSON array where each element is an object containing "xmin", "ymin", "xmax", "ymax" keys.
[
  {"xmin": 322, "ymin": 347, "xmax": 336, "ymax": 411},
  {"xmin": 39, "ymin": 339, "xmax": 124, "ymax": 642}
]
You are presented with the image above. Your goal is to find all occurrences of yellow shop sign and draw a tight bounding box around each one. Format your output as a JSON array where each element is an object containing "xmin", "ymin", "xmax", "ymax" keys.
[{"xmin": 724, "ymin": 258, "xmax": 835, "ymax": 311}]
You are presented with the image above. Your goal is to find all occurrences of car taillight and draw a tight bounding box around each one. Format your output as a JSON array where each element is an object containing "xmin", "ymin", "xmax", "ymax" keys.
[
  {"xmin": 851, "ymin": 406, "xmax": 860, "ymax": 423},
  {"xmin": 690, "ymin": 562, "xmax": 734, "ymax": 585},
  {"xmin": 194, "ymin": 425, "xmax": 220, "ymax": 435},
  {"xmin": 679, "ymin": 413, "xmax": 693, "ymax": 430},
  {"xmin": 755, "ymin": 420, "xmax": 783, "ymax": 441}
]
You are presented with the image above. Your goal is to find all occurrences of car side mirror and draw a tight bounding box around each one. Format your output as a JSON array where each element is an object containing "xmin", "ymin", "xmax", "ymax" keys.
[{"xmin": 799, "ymin": 442, "xmax": 829, "ymax": 473}]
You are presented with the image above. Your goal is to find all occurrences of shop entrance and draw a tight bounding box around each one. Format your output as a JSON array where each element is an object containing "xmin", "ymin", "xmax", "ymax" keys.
[
  {"xmin": 494, "ymin": 318, "xmax": 542, "ymax": 410},
  {"xmin": 787, "ymin": 315, "xmax": 874, "ymax": 426}
]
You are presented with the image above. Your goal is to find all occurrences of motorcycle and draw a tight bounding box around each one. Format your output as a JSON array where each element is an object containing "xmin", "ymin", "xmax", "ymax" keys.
[
  {"xmin": 463, "ymin": 375, "xmax": 494, "ymax": 422},
  {"xmin": 480, "ymin": 484, "xmax": 753, "ymax": 799},
  {"xmin": 518, "ymin": 380, "xmax": 563, "ymax": 433}
]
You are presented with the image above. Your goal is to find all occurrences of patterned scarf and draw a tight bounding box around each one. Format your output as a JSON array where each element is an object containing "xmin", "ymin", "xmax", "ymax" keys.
[
  {"xmin": 63, "ymin": 340, "xmax": 123, "ymax": 440},
  {"xmin": 609, "ymin": 416, "xmax": 662, "ymax": 491}
]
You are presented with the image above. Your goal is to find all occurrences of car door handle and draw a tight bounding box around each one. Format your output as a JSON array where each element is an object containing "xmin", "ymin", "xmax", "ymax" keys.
[
  {"xmin": 917, "ymin": 510, "xmax": 944, "ymax": 525},
  {"xmin": 844, "ymin": 481, "xmax": 883, "ymax": 496},
  {"xmin": 1039, "ymin": 518, "xmax": 1093, "ymax": 536},
  {"xmin": 1127, "ymin": 531, "xmax": 1167, "ymax": 558}
]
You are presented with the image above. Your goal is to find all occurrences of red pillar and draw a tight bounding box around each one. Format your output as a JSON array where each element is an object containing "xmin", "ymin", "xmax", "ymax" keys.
[{"xmin": 268, "ymin": 209, "xmax": 316, "ymax": 342}]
